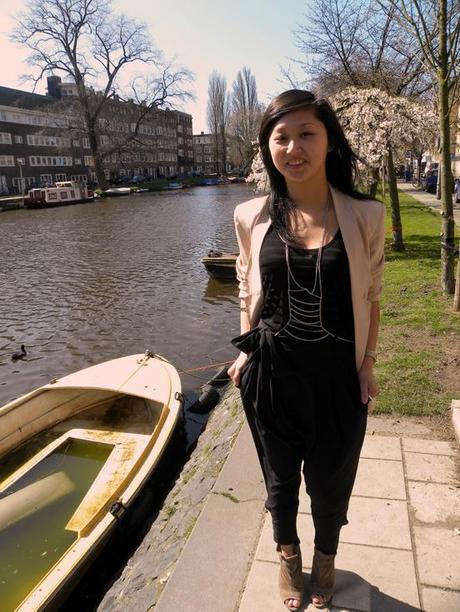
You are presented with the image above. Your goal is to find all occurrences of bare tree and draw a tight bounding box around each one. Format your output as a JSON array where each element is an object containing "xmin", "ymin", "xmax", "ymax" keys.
[
  {"xmin": 12, "ymin": 0, "xmax": 193, "ymax": 189},
  {"xmin": 230, "ymin": 67, "xmax": 264, "ymax": 174},
  {"xmin": 294, "ymin": 0, "xmax": 431, "ymax": 97},
  {"xmin": 380, "ymin": 0, "xmax": 460, "ymax": 297},
  {"xmin": 206, "ymin": 72, "xmax": 230, "ymax": 174}
]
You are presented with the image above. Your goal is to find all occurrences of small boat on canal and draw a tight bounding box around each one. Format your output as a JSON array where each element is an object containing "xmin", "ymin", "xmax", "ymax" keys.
[
  {"xmin": 0, "ymin": 352, "xmax": 183, "ymax": 611},
  {"xmin": 201, "ymin": 250, "xmax": 237, "ymax": 280},
  {"xmin": 24, "ymin": 181, "xmax": 95, "ymax": 209},
  {"xmin": 103, "ymin": 187, "xmax": 132, "ymax": 197},
  {"xmin": 163, "ymin": 181, "xmax": 184, "ymax": 190}
]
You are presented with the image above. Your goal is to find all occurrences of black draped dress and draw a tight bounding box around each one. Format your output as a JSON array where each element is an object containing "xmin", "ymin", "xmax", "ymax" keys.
[{"xmin": 231, "ymin": 225, "xmax": 368, "ymax": 551}]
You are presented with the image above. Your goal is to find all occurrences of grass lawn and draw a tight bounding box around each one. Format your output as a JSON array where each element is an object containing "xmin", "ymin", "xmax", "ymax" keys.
[{"xmin": 375, "ymin": 189, "xmax": 459, "ymax": 415}]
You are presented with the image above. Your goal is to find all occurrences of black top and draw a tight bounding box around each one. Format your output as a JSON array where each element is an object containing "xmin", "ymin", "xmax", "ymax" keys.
[{"xmin": 259, "ymin": 225, "xmax": 355, "ymax": 344}]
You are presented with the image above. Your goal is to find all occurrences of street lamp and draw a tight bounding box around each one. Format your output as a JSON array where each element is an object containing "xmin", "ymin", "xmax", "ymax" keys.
[{"xmin": 17, "ymin": 157, "xmax": 25, "ymax": 198}]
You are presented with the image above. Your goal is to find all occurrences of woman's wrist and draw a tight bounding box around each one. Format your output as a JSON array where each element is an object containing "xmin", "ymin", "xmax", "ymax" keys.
[{"xmin": 365, "ymin": 349, "xmax": 377, "ymax": 363}]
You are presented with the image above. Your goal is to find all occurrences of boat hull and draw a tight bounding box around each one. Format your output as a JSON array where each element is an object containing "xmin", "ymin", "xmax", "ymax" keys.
[
  {"xmin": 24, "ymin": 197, "xmax": 95, "ymax": 209},
  {"xmin": 202, "ymin": 253, "xmax": 237, "ymax": 280}
]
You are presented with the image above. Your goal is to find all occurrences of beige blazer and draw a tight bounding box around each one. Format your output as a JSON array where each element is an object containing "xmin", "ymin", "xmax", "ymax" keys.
[{"xmin": 233, "ymin": 185, "xmax": 386, "ymax": 371}]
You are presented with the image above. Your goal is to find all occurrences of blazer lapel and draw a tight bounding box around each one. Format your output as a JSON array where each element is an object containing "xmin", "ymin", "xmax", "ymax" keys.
[
  {"xmin": 331, "ymin": 186, "xmax": 368, "ymax": 303},
  {"xmin": 249, "ymin": 202, "xmax": 271, "ymax": 294}
]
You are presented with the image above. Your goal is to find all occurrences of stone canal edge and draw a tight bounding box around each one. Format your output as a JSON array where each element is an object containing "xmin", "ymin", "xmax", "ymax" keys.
[{"xmin": 98, "ymin": 385, "xmax": 266, "ymax": 611}]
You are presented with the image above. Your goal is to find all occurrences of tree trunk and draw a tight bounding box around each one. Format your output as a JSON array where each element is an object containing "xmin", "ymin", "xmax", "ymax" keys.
[
  {"xmin": 221, "ymin": 125, "xmax": 227, "ymax": 175},
  {"xmin": 368, "ymin": 167, "xmax": 379, "ymax": 199},
  {"xmin": 387, "ymin": 146, "xmax": 405, "ymax": 251},
  {"xmin": 454, "ymin": 252, "xmax": 460, "ymax": 311},
  {"xmin": 87, "ymin": 123, "xmax": 109, "ymax": 190},
  {"xmin": 438, "ymin": 0, "xmax": 455, "ymax": 294}
]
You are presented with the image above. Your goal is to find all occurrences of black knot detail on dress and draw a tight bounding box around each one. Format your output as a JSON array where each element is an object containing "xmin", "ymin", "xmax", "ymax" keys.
[{"xmin": 232, "ymin": 324, "xmax": 311, "ymax": 445}]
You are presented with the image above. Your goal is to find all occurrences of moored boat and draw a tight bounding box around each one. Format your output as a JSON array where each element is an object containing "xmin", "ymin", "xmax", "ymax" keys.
[
  {"xmin": 103, "ymin": 187, "xmax": 132, "ymax": 197},
  {"xmin": 24, "ymin": 181, "xmax": 94, "ymax": 209},
  {"xmin": 201, "ymin": 250, "xmax": 237, "ymax": 280},
  {"xmin": 0, "ymin": 352, "xmax": 183, "ymax": 611},
  {"xmin": 163, "ymin": 181, "xmax": 184, "ymax": 190}
]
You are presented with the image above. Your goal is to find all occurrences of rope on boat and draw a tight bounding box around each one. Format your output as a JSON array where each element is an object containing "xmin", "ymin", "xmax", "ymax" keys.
[{"xmin": 182, "ymin": 360, "xmax": 233, "ymax": 374}]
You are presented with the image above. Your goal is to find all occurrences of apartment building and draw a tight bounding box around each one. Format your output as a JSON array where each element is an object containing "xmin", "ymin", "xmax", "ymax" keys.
[
  {"xmin": 0, "ymin": 77, "xmax": 193, "ymax": 194},
  {"xmin": 193, "ymin": 132, "xmax": 236, "ymax": 175}
]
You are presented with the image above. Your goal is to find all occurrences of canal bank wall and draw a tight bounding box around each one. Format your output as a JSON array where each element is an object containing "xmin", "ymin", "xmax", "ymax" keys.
[
  {"xmin": 0, "ymin": 196, "xmax": 24, "ymax": 212},
  {"xmin": 98, "ymin": 385, "xmax": 251, "ymax": 611}
]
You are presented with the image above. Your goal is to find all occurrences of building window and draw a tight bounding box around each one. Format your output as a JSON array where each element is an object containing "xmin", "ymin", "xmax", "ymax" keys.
[
  {"xmin": 13, "ymin": 176, "xmax": 34, "ymax": 188},
  {"xmin": 30, "ymin": 156, "xmax": 72, "ymax": 167},
  {"xmin": 0, "ymin": 132, "xmax": 12, "ymax": 144},
  {"xmin": 0, "ymin": 155, "xmax": 15, "ymax": 167},
  {"xmin": 14, "ymin": 135, "xmax": 23, "ymax": 144},
  {"xmin": 84, "ymin": 156, "xmax": 94, "ymax": 166},
  {"xmin": 26, "ymin": 134, "xmax": 70, "ymax": 147},
  {"xmin": 82, "ymin": 138, "xmax": 90, "ymax": 148},
  {"xmin": 55, "ymin": 174, "xmax": 67, "ymax": 181},
  {"xmin": 100, "ymin": 135, "xmax": 109, "ymax": 145},
  {"xmin": 75, "ymin": 158, "xmax": 82, "ymax": 165},
  {"xmin": 40, "ymin": 174, "xmax": 53, "ymax": 184}
]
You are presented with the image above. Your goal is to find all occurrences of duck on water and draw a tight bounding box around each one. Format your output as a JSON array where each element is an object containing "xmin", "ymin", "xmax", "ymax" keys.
[{"xmin": 11, "ymin": 345, "xmax": 27, "ymax": 362}]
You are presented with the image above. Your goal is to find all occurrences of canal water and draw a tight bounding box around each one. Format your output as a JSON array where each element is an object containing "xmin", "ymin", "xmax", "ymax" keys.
[{"xmin": 0, "ymin": 184, "xmax": 254, "ymax": 418}]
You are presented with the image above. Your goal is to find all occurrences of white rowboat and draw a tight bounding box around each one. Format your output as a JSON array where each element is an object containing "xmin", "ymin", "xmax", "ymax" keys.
[{"xmin": 0, "ymin": 352, "xmax": 183, "ymax": 611}]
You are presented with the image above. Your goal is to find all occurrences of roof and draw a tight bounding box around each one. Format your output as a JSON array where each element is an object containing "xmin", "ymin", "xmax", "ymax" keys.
[{"xmin": 0, "ymin": 86, "xmax": 52, "ymax": 110}]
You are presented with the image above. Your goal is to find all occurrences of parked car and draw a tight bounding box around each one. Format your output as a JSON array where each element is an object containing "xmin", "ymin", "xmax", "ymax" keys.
[{"xmin": 423, "ymin": 169, "xmax": 438, "ymax": 194}]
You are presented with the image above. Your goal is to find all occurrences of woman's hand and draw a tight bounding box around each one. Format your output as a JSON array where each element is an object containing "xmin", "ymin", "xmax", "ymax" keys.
[
  {"xmin": 228, "ymin": 351, "xmax": 250, "ymax": 388},
  {"xmin": 358, "ymin": 356, "xmax": 379, "ymax": 405}
]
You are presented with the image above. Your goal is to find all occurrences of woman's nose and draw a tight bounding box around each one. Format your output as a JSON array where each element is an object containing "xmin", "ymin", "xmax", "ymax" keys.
[{"xmin": 286, "ymin": 138, "xmax": 300, "ymax": 154}]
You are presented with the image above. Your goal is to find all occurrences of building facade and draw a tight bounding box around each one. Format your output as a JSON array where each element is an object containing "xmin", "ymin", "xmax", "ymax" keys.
[
  {"xmin": 0, "ymin": 77, "xmax": 194, "ymax": 194},
  {"xmin": 192, "ymin": 131, "xmax": 236, "ymax": 175}
]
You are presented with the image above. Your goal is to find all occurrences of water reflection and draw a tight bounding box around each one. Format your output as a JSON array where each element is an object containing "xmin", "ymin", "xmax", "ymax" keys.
[{"xmin": 202, "ymin": 277, "xmax": 238, "ymax": 305}]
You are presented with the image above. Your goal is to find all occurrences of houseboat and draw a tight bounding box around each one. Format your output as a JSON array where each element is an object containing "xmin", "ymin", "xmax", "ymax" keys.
[{"xmin": 24, "ymin": 181, "xmax": 94, "ymax": 209}]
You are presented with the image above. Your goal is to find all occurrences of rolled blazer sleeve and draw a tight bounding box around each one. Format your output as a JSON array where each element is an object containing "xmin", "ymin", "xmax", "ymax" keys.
[
  {"xmin": 233, "ymin": 205, "xmax": 250, "ymax": 299},
  {"xmin": 367, "ymin": 202, "xmax": 386, "ymax": 302}
]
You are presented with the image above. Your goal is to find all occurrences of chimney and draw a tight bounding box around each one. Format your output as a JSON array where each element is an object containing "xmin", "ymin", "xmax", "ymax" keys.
[{"xmin": 47, "ymin": 75, "xmax": 62, "ymax": 99}]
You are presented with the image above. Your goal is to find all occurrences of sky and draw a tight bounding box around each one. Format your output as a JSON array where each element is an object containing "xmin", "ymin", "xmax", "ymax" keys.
[{"xmin": 0, "ymin": 0, "xmax": 308, "ymax": 133}]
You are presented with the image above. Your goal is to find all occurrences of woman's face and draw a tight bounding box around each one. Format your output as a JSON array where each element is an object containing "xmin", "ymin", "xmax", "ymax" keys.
[{"xmin": 268, "ymin": 106, "xmax": 329, "ymax": 188}]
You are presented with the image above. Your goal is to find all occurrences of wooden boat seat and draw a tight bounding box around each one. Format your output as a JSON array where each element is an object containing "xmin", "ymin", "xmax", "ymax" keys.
[{"xmin": 64, "ymin": 397, "xmax": 169, "ymax": 536}]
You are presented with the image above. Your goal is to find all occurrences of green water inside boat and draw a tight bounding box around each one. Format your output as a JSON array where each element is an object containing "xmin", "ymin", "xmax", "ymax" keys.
[{"xmin": 0, "ymin": 438, "xmax": 113, "ymax": 611}]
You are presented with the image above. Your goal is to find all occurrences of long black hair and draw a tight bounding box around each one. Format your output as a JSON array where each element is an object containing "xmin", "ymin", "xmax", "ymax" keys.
[{"xmin": 259, "ymin": 89, "xmax": 366, "ymax": 242}]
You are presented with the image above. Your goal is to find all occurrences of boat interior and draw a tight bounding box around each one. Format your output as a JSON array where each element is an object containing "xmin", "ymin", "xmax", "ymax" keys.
[{"xmin": 0, "ymin": 389, "xmax": 168, "ymax": 611}]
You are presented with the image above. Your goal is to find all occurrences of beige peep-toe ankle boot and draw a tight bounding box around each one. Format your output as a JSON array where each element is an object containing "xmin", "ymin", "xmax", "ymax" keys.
[
  {"xmin": 309, "ymin": 548, "xmax": 335, "ymax": 608},
  {"xmin": 277, "ymin": 544, "xmax": 304, "ymax": 611}
]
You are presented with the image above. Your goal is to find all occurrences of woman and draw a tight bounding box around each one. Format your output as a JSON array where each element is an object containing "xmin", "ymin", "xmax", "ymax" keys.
[{"xmin": 228, "ymin": 90, "xmax": 385, "ymax": 610}]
